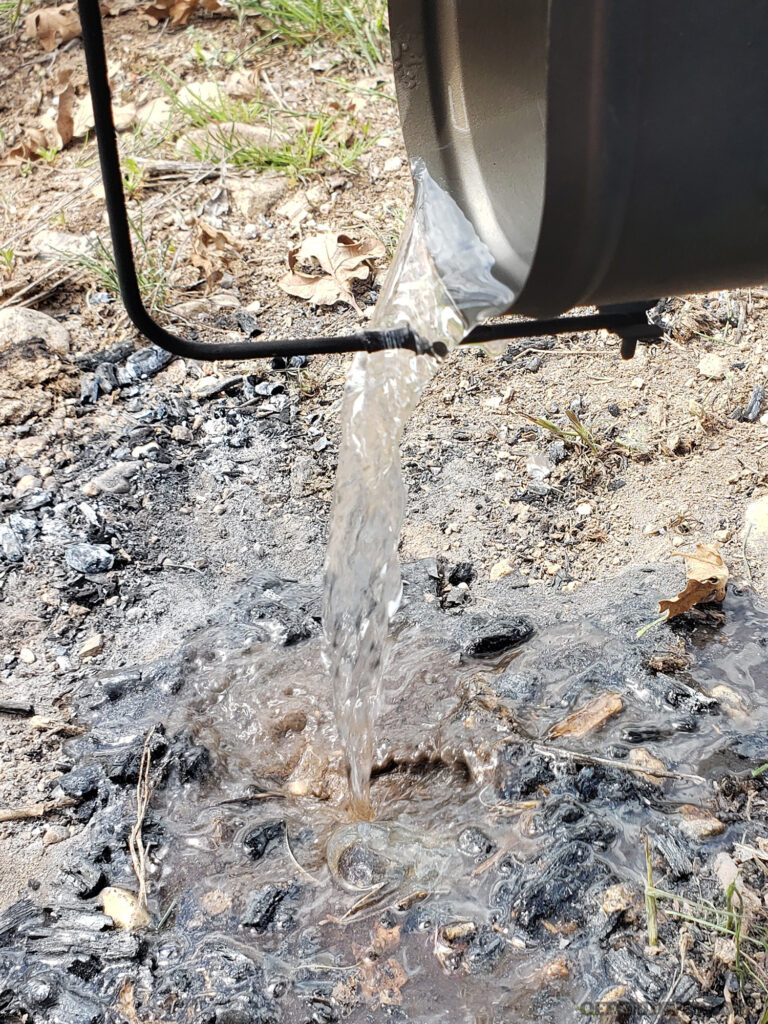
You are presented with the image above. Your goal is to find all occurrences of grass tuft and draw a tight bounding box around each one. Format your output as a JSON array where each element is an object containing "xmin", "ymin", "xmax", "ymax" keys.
[{"xmin": 233, "ymin": 0, "xmax": 388, "ymax": 67}]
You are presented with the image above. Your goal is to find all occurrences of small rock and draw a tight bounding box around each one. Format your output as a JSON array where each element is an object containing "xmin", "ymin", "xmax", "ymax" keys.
[
  {"xmin": 448, "ymin": 562, "xmax": 475, "ymax": 586},
  {"xmin": 698, "ymin": 353, "xmax": 726, "ymax": 380},
  {"xmin": 229, "ymin": 175, "xmax": 287, "ymax": 220},
  {"xmin": 33, "ymin": 229, "xmax": 94, "ymax": 260},
  {"xmin": 13, "ymin": 474, "xmax": 39, "ymax": 498},
  {"xmin": 131, "ymin": 441, "xmax": 160, "ymax": 460},
  {"xmin": 0, "ymin": 307, "xmax": 70, "ymax": 386},
  {"xmin": 19, "ymin": 647, "xmax": 36, "ymax": 664},
  {"xmin": 171, "ymin": 424, "xmax": 193, "ymax": 442},
  {"xmin": 575, "ymin": 502, "xmax": 593, "ymax": 516},
  {"xmin": 42, "ymin": 825, "xmax": 69, "ymax": 847},
  {"xmin": 101, "ymin": 887, "xmax": 150, "ymax": 930},
  {"xmin": 601, "ymin": 883, "xmax": 634, "ymax": 915},
  {"xmin": 709, "ymin": 684, "xmax": 751, "ymax": 717},
  {"xmin": 66, "ymin": 543, "xmax": 114, "ymax": 574},
  {"xmin": 627, "ymin": 747, "xmax": 667, "ymax": 786},
  {"xmin": 94, "ymin": 361, "xmax": 119, "ymax": 395},
  {"xmin": 490, "ymin": 558, "xmax": 516, "ymax": 582},
  {"xmin": 383, "ymin": 155, "xmax": 403, "ymax": 174},
  {"xmin": 82, "ymin": 461, "xmax": 139, "ymax": 496},
  {"xmin": 678, "ymin": 805, "xmax": 725, "ymax": 840},
  {"xmin": 79, "ymin": 634, "xmax": 104, "ymax": 659},
  {"xmin": 607, "ymin": 403, "xmax": 621, "ymax": 417},
  {"xmin": 631, "ymin": 376, "xmax": 645, "ymax": 389}
]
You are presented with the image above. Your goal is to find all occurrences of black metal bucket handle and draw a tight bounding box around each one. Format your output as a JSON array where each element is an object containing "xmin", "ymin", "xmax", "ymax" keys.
[{"xmin": 77, "ymin": 0, "xmax": 663, "ymax": 362}]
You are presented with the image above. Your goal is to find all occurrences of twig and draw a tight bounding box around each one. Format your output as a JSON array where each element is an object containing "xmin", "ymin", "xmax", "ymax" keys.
[
  {"xmin": 0, "ymin": 797, "xmax": 75, "ymax": 822},
  {"xmin": 284, "ymin": 830, "xmax": 321, "ymax": 884},
  {"xmin": 128, "ymin": 727, "xmax": 158, "ymax": 912},
  {"xmin": 646, "ymin": 836, "xmax": 659, "ymax": 947},
  {"xmin": 743, "ymin": 521, "xmax": 754, "ymax": 583},
  {"xmin": 532, "ymin": 742, "xmax": 707, "ymax": 785}
]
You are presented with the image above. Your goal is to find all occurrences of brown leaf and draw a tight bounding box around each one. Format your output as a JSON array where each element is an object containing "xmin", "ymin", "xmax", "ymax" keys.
[
  {"xmin": 24, "ymin": 3, "xmax": 81, "ymax": 51},
  {"xmin": 658, "ymin": 543, "xmax": 729, "ymax": 620},
  {"xmin": 52, "ymin": 83, "xmax": 75, "ymax": 150},
  {"xmin": 5, "ymin": 128, "xmax": 49, "ymax": 163},
  {"xmin": 549, "ymin": 692, "xmax": 623, "ymax": 739},
  {"xmin": 279, "ymin": 231, "xmax": 385, "ymax": 312},
  {"xmin": 141, "ymin": 0, "xmax": 221, "ymax": 27},
  {"xmin": 190, "ymin": 220, "xmax": 242, "ymax": 291}
]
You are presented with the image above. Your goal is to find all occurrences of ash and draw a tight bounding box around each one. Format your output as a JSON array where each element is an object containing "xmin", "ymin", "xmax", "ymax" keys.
[{"xmin": 2, "ymin": 563, "xmax": 768, "ymax": 1024}]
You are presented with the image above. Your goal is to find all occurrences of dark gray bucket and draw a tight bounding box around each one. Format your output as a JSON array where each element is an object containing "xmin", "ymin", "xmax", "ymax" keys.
[{"xmin": 388, "ymin": 0, "xmax": 768, "ymax": 317}]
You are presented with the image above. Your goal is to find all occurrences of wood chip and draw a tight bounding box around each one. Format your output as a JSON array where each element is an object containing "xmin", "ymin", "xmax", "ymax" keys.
[{"xmin": 549, "ymin": 692, "xmax": 623, "ymax": 739}]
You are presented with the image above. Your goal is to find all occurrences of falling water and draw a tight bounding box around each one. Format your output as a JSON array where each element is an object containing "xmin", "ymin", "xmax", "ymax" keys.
[{"xmin": 323, "ymin": 161, "xmax": 514, "ymax": 814}]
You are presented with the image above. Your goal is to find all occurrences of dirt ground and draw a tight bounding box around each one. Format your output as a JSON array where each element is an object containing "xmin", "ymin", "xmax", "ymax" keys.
[{"xmin": 1, "ymin": 0, "xmax": 768, "ymax": 998}]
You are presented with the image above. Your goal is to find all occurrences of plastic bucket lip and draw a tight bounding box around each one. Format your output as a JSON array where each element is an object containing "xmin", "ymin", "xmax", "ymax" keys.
[{"xmin": 389, "ymin": 0, "xmax": 768, "ymax": 319}]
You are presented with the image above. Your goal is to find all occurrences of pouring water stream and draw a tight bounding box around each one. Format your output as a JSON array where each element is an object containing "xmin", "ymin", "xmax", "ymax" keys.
[{"xmin": 323, "ymin": 161, "xmax": 514, "ymax": 815}]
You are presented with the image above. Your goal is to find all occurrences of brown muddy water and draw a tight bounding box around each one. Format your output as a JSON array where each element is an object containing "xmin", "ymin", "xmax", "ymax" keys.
[{"xmin": 3, "ymin": 563, "xmax": 767, "ymax": 1024}]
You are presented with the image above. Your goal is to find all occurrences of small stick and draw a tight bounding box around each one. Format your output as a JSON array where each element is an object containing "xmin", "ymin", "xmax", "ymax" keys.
[
  {"xmin": 743, "ymin": 521, "xmax": 754, "ymax": 583},
  {"xmin": 128, "ymin": 727, "xmax": 157, "ymax": 912},
  {"xmin": 645, "ymin": 836, "xmax": 659, "ymax": 947},
  {"xmin": 0, "ymin": 797, "xmax": 75, "ymax": 823},
  {"xmin": 532, "ymin": 742, "xmax": 706, "ymax": 785}
]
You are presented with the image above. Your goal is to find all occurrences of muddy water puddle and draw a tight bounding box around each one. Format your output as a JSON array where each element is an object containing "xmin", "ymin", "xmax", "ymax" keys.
[{"xmin": 6, "ymin": 566, "xmax": 764, "ymax": 1024}]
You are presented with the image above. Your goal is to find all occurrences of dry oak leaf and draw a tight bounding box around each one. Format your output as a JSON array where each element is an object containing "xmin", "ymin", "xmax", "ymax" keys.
[
  {"xmin": 141, "ymin": 0, "xmax": 221, "ymax": 27},
  {"xmin": 279, "ymin": 232, "xmax": 385, "ymax": 312},
  {"xmin": 549, "ymin": 692, "xmax": 624, "ymax": 740},
  {"xmin": 4, "ymin": 79, "xmax": 75, "ymax": 163},
  {"xmin": 24, "ymin": 3, "xmax": 81, "ymax": 51},
  {"xmin": 658, "ymin": 543, "xmax": 729, "ymax": 620},
  {"xmin": 191, "ymin": 219, "xmax": 242, "ymax": 291}
]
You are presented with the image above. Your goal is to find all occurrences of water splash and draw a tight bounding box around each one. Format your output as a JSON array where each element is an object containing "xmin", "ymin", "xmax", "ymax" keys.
[{"xmin": 323, "ymin": 160, "xmax": 514, "ymax": 814}]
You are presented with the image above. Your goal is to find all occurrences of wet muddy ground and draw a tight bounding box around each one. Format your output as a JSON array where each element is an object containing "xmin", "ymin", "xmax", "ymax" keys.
[{"xmin": 2, "ymin": 563, "xmax": 768, "ymax": 1023}]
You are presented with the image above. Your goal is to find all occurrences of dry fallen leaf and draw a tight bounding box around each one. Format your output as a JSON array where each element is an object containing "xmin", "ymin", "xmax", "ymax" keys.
[
  {"xmin": 24, "ymin": 3, "xmax": 81, "ymax": 51},
  {"xmin": 3, "ymin": 71, "xmax": 76, "ymax": 163},
  {"xmin": 279, "ymin": 231, "xmax": 385, "ymax": 312},
  {"xmin": 141, "ymin": 0, "xmax": 221, "ymax": 27},
  {"xmin": 658, "ymin": 543, "xmax": 729, "ymax": 620},
  {"xmin": 190, "ymin": 220, "xmax": 242, "ymax": 291},
  {"xmin": 549, "ymin": 692, "xmax": 623, "ymax": 740}
]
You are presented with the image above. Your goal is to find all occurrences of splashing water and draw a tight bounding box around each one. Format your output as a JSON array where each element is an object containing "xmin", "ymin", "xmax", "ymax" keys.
[{"xmin": 323, "ymin": 161, "xmax": 514, "ymax": 814}]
